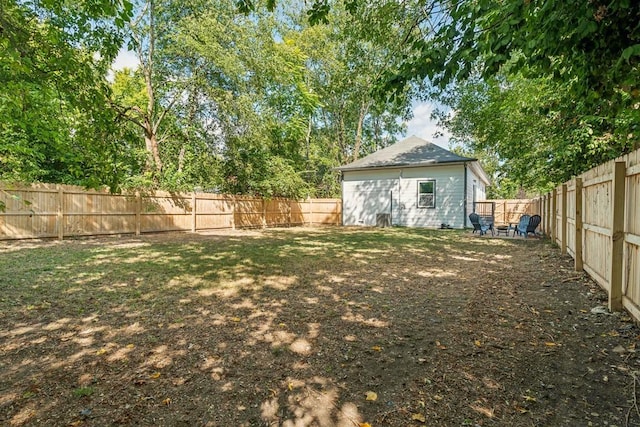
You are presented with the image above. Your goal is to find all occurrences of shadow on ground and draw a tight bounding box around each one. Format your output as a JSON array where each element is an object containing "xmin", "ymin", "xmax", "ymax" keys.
[{"xmin": 0, "ymin": 227, "xmax": 638, "ymax": 426}]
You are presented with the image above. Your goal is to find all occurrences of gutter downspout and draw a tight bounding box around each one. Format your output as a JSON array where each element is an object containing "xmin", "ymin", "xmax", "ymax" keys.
[{"xmin": 463, "ymin": 162, "xmax": 468, "ymax": 228}]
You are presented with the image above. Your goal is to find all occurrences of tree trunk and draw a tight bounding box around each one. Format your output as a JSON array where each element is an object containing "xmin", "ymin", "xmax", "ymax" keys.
[
  {"xmin": 352, "ymin": 100, "xmax": 370, "ymax": 161},
  {"xmin": 144, "ymin": 126, "xmax": 162, "ymax": 173},
  {"xmin": 305, "ymin": 114, "xmax": 312, "ymax": 161}
]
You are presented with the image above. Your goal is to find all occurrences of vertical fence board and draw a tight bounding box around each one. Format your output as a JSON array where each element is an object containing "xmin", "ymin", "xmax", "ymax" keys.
[
  {"xmin": 0, "ymin": 186, "xmax": 343, "ymax": 240},
  {"xmin": 609, "ymin": 162, "xmax": 626, "ymax": 310},
  {"xmin": 566, "ymin": 181, "xmax": 576, "ymax": 257},
  {"xmin": 574, "ymin": 178, "xmax": 583, "ymax": 271},
  {"xmin": 561, "ymin": 184, "xmax": 568, "ymax": 254}
]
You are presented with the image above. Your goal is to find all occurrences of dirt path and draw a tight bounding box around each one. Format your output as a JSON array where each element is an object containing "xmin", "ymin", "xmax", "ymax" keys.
[{"xmin": 0, "ymin": 228, "xmax": 638, "ymax": 426}]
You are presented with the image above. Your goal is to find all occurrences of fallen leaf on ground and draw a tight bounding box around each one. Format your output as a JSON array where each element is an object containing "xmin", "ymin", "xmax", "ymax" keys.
[
  {"xmin": 365, "ymin": 391, "xmax": 377, "ymax": 401},
  {"xmin": 229, "ymin": 317, "xmax": 241, "ymax": 322},
  {"xmin": 435, "ymin": 341, "xmax": 447, "ymax": 350},
  {"xmin": 411, "ymin": 413, "xmax": 426, "ymax": 422},
  {"xmin": 474, "ymin": 340, "xmax": 482, "ymax": 347},
  {"xmin": 544, "ymin": 342, "xmax": 557, "ymax": 347},
  {"xmin": 371, "ymin": 346, "xmax": 382, "ymax": 351},
  {"xmin": 470, "ymin": 404, "xmax": 494, "ymax": 418},
  {"xmin": 162, "ymin": 398, "xmax": 171, "ymax": 406},
  {"xmin": 149, "ymin": 372, "xmax": 161, "ymax": 379},
  {"xmin": 358, "ymin": 423, "xmax": 372, "ymax": 427}
]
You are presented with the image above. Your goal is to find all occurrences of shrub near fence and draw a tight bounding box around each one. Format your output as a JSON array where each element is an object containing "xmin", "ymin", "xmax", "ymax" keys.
[
  {"xmin": 538, "ymin": 148, "xmax": 640, "ymax": 321},
  {"xmin": 0, "ymin": 183, "xmax": 342, "ymax": 240}
]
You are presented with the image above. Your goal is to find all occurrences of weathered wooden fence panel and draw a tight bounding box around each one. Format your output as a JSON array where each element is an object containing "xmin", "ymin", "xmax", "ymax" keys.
[
  {"xmin": 233, "ymin": 197, "xmax": 264, "ymax": 229},
  {"xmin": 299, "ymin": 198, "xmax": 342, "ymax": 225},
  {"xmin": 0, "ymin": 186, "xmax": 59, "ymax": 239},
  {"xmin": 536, "ymin": 147, "xmax": 640, "ymax": 320},
  {"xmin": 581, "ymin": 165, "xmax": 614, "ymax": 292},
  {"xmin": 623, "ymin": 154, "xmax": 640, "ymax": 318},
  {"xmin": 566, "ymin": 181, "xmax": 576, "ymax": 258},
  {"xmin": 484, "ymin": 199, "xmax": 540, "ymax": 225},
  {"xmin": 0, "ymin": 184, "xmax": 342, "ymax": 240},
  {"xmin": 141, "ymin": 192, "xmax": 192, "ymax": 233},
  {"xmin": 195, "ymin": 195, "xmax": 234, "ymax": 230}
]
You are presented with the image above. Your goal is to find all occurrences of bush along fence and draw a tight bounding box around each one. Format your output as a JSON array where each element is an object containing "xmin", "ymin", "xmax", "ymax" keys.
[
  {"xmin": 537, "ymin": 147, "xmax": 640, "ymax": 320},
  {"xmin": 0, "ymin": 183, "xmax": 342, "ymax": 240}
]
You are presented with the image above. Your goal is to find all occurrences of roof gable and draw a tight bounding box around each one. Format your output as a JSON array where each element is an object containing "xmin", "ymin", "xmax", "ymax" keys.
[{"xmin": 336, "ymin": 135, "xmax": 475, "ymax": 171}]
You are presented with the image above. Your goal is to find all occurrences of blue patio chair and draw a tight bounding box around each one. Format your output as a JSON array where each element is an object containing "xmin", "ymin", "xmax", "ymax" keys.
[
  {"xmin": 469, "ymin": 213, "xmax": 482, "ymax": 234},
  {"xmin": 469, "ymin": 213, "xmax": 494, "ymax": 236},
  {"xmin": 516, "ymin": 214, "xmax": 541, "ymax": 238}
]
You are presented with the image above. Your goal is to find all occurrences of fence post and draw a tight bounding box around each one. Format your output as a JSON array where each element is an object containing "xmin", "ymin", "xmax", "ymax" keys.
[
  {"xmin": 57, "ymin": 185, "xmax": 64, "ymax": 240},
  {"xmin": 135, "ymin": 191, "xmax": 141, "ymax": 236},
  {"xmin": 551, "ymin": 188, "xmax": 557, "ymax": 242},
  {"xmin": 308, "ymin": 198, "xmax": 313, "ymax": 226},
  {"xmin": 231, "ymin": 197, "xmax": 236, "ymax": 230},
  {"xmin": 542, "ymin": 195, "xmax": 547, "ymax": 234},
  {"xmin": 561, "ymin": 184, "xmax": 567, "ymax": 255},
  {"xmin": 574, "ymin": 178, "xmax": 583, "ymax": 271},
  {"xmin": 191, "ymin": 192, "xmax": 197, "ymax": 232},
  {"xmin": 262, "ymin": 198, "xmax": 267, "ymax": 229},
  {"xmin": 609, "ymin": 161, "xmax": 626, "ymax": 311},
  {"xmin": 545, "ymin": 194, "xmax": 551, "ymax": 236}
]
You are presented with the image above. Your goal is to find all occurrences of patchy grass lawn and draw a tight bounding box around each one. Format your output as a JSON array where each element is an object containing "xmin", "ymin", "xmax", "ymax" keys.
[{"xmin": 1, "ymin": 227, "xmax": 639, "ymax": 426}]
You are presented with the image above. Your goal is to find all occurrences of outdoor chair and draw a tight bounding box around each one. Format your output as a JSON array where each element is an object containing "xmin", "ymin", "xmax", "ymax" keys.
[
  {"xmin": 469, "ymin": 213, "xmax": 494, "ymax": 236},
  {"xmin": 516, "ymin": 214, "xmax": 541, "ymax": 238}
]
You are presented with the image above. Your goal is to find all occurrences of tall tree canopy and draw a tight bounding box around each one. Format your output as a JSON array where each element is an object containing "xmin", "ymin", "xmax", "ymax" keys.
[
  {"xmin": 374, "ymin": 0, "xmax": 640, "ymax": 194},
  {"xmin": 0, "ymin": 0, "xmax": 139, "ymax": 189},
  {"xmin": 3, "ymin": 0, "xmax": 637, "ymax": 196},
  {"xmin": 261, "ymin": 0, "xmax": 640, "ymax": 194},
  {"xmin": 1, "ymin": 0, "xmax": 417, "ymax": 195}
]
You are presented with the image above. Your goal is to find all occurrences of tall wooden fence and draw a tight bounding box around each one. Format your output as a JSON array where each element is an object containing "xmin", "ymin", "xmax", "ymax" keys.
[
  {"xmin": 0, "ymin": 184, "xmax": 342, "ymax": 240},
  {"xmin": 538, "ymin": 148, "xmax": 640, "ymax": 320},
  {"xmin": 485, "ymin": 199, "xmax": 541, "ymax": 224}
]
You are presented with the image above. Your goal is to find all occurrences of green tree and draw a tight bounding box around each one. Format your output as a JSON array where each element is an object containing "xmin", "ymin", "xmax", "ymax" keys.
[{"xmin": 0, "ymin": 0, "xmax": 138, "ymax": 190}]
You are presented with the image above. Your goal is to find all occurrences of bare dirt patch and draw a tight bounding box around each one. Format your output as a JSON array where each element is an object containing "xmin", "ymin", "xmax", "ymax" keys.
[{"xmin": 1, "ymin": 228, "xmax": 639, "ymax": 426}]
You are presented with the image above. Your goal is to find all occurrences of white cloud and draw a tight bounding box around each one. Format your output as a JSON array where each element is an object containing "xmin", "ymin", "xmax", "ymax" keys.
[
  {"xmin": 405, "ymin": 101, "xmax": 452, "ymax": 149},
  {"xmin": 107, "ymin": 49, "xmax": 140, "ymax": 82},
  {"xmin": 113, "ymin": 49, "xmax": 140, "ymax": 70}
]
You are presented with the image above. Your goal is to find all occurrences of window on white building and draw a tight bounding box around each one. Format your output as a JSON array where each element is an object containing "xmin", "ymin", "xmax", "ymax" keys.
[{"xmin": 417, "ymin": 180, "xmax": 436, "ymax": 208}]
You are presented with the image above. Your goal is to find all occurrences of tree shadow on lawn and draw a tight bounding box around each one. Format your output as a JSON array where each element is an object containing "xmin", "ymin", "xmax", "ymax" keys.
[{"xmin": 1, "ymin": 228, "xmax": 637, "ymax": 426}]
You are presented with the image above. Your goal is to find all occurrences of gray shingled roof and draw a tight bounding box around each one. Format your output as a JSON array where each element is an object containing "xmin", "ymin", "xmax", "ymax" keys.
[{"xmin": 336, "ymin": 135, "xmax": 476, "ymax": 171}]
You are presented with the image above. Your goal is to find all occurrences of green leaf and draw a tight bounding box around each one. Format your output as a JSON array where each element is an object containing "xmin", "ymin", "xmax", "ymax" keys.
[{"xmin": 621, "ymin": 44, "xmax": 640, "ymax": 63}]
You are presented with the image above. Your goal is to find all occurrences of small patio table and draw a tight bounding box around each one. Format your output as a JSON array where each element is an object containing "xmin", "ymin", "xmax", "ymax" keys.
[{"xmin": 496, "ymin": 225, "xmax": 510, "ymax": 236}]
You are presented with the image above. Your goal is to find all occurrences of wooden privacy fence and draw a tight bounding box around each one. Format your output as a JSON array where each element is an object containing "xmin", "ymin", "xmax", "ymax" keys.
[
  {"xmin": 485, "ymin": 199, "xmax": 541, "ymax": 224},
  {"xmin": 0, "ymin": 184, "xmax": 342, "ymax": 240},
  {"xmin": 538, "ymin": 148, "xmax": 640, "ymax": 320}
]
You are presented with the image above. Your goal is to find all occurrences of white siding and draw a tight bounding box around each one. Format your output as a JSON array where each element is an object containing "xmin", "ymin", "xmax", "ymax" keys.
[
  {"xmin": 342, "ymin": 169, "xmax": 399, "ymax": 226},
  {"xmin": 465, "ymin": 165, "xmax": 487, "ymax": 227},
  {"xmin": 342, "ymin": 165, "xmax": 468, "ymax": 228}
]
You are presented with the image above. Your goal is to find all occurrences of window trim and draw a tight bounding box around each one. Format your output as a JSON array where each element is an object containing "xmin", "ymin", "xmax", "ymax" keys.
[{"xmin": 417, "ymin": 179, "xmax": 436, "ymax": 209}]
